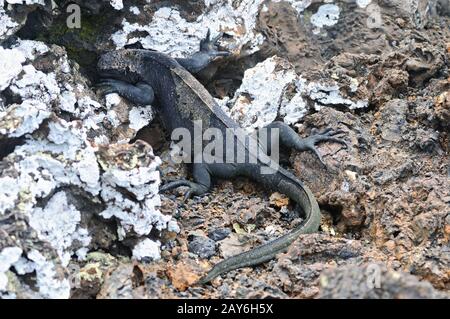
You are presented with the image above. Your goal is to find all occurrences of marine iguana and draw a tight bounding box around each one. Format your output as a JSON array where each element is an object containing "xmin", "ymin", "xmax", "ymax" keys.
[{"xmin": 97, "ymin": 31, "xmax": 348, "ymax": 284}]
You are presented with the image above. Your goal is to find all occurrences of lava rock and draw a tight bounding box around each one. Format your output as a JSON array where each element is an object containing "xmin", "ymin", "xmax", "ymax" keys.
[
  {"xmin": 318, "ymin": 263, "xmax": 448, "ymax": 299},
  {"xmin": 188, "ymin": 236, "xmax": 216, "ymax": 259},
  {"xmin": 208, "ymin": 228, "xmax": 231, "ymax": 242}
]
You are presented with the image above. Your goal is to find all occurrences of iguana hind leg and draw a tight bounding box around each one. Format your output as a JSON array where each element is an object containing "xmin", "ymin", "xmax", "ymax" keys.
[
  {"xmin": 261, "ymin": 121, "xmax": 349, "ymax": 166},
  {"xmin": 97, "ymin": 79, "xmax": 155, "ymax": 105},
  {"xmin": 160, "ymin": 163, "xmax": 211, "ymax": 201}
]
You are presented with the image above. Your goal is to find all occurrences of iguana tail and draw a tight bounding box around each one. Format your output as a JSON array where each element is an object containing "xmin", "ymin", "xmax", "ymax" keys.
[{"xmin": 198, "ymin": 166, "xmax": 321, "ymax": 284}]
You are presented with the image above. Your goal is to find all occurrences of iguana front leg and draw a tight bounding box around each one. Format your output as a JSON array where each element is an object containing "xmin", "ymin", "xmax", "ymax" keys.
[
  {"xmin": 261, "ymin": 121, "xmax": 349, "ymax": 166},
  {"xmin": 97, "ymin": 79, "xmax": 155, "ymax": 105},
  {"xmin": 176, "ymin": 29, "xmax": 230, "ymax": 74}
]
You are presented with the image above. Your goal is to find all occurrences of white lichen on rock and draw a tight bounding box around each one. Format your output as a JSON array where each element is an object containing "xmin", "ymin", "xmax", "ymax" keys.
[
  {"xmin": 105, "ymin": 93, "xmax": 122, "ymax": 108},
  {"xmin": 0, "ymin": 0, "xmax": 19, "ymax": 40},
  {"xmin": 0, "ymin": 247, "xmax": 23, "ymax": 292},
  {"xmin": 280, "ymin": 78, "xmax": 309, "ymax": 125},
  {"xmin": 129, "ymin": 106, "xmax": 154, "ymax": 131},
  {"xmin": 357, "ymin": 0, "xmax": 372, "ymax": 8},
  {"xmin": 167, "ymin": 220, "xmax": 181, "ymax": 234},
  {"xmin": 129, "ymin": 5, "xmax": 140, "ymax": 15},
  {"xmin": 227, "ymin": 56, "xmax": 306, "ymax": 130},
  {"xmin": 0, "ymin": 47, "xmax": 25, "ymax": 91},
  {"xmin": 311, "ymin": 4, "xmax": 341, "ymax": 31},
  {"xmin": 29, "ymin": 192, "xmax": 91, "ymax": 266},
  {"xmin": 9, "ymin": 64, "xmax": 60, "ymax": 104},
  {"xmin": 226, "ymin": 56, "xmax": 368, "ymax": 130},
  {"xmin": 1, "ymin": 125, "xmax": 101, "ymax": 211},
  {"xmin": 99, "ymin": 142, "xmax": 166, "ymax": 238},
  {"xmin": 27, "ymin": 249, "xmax": 71, "ymax": 299},
  {"xmin": 272, "ymin": 0, "xmax": 312, "ymax": 13},
  {"xmin": 132, "ymin": 238, "xmax": 161, "ymax": 261},
  {"xmin": 5, "ymin": 0, "xmax": 45, "ymax": 4},
  {"xmin": 109, "ymin": 0, "xmax": 123, "ymax": 11},
  {"xmin": 59, "ymin": 90, "xmax": 77, "ymax": 113},
  {"xmin": 0, "ymin": 246, "xmax": 70, "ymax": 299},
  {"xmin": 1, "ymin": 1, "xmax": 48, "ymax": 41},
  {"xmin": 307, "ymin": 81, "xmax": 368, "ymax": 110},
  {"xmin": 111, "ymin": 0, "xmax": 267, "ymax": 57},
  {"xmin": 0, "ymin": 100, "xmax": 51, "ymax": 137},
  {"xmin": 12, "ymin": 39, "xmax": 49, "ymax": 60}
]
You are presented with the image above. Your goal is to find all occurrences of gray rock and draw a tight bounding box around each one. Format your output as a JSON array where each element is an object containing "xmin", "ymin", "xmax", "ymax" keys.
[
  {"xmin": 208, "ymin": 228, "xmax": 231, "ymax": 242},
  {"xmin": 188, "ymin": 236, "xmax": 216, "ymax": 259},
  {"xmin": 318, "ymin": 263, "xmax": 449, "ymax": 299}
]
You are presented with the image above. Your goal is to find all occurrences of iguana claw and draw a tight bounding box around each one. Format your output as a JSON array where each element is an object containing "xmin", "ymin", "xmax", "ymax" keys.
[
  {"xmin": 160, "ymin": 180, "xmax": 208, "ymax": 202},
  {"xmin": 200, "ymin": 28, "xmax": 230, "ymax": 58},
  {"xmin": 302, "ymin": 128, "xmax": 349, "ymax": 166}
]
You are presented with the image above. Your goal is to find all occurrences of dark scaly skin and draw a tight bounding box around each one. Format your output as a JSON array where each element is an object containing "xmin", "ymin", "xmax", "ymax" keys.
[{"xmin": 97, "ymin": 33, "xmax": 347, "ymax": 284}]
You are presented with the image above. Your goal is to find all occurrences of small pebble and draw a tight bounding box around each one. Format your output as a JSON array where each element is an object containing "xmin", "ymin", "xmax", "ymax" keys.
[
  {"xmin": 208, "ymin": 228, "xmax": 231, "ymax": 241},
  {"xmin": 188, "ymin": 235, "xmax": 216, "ymax": 258}
]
